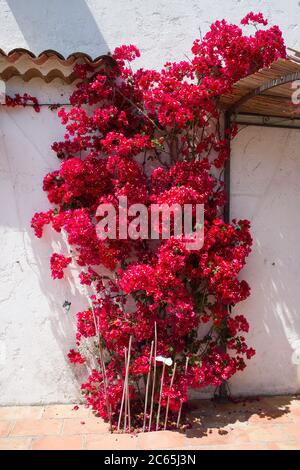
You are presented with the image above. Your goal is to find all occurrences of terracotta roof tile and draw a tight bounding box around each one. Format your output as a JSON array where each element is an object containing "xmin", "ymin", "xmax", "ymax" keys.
[{"xmin": 0, "ymin": 48, "xmax": 115, "ymax": 83}]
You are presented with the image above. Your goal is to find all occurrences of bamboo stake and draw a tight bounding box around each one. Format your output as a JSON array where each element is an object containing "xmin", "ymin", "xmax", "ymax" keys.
[
  {"xmin": 156, "ymin": 362, "xmax": 166, "ymax": 431},
  {"xmin": 164, "ymin": 362, "xmax": 177, "ymax": 430},
  {"xmin": 127, "ymin": 358, "xmax": 131, "ymax": 433},
  {"xmin": 148, "ymin": 322, "xmax": 157, "ymax": 432},
  {"xmin": 127, "ymin": 336, "xmax": 133, "ymax": 432},
  {"xmin": 82, "ymin": 293, "xmax": 112, "ymax": 432},
  {"xmin": 93, "ymin": 310, "xmax": 112, "ymax": 432},
  {"xmin": 123, "ymin": 347, "xmax": 128, "ymax": 432},
  {"xmin": 124, "ymin": 336, "xmax": 132, "ymax": 432},
  {"xmin": 98, "ymin": 344, "xmax": 112, "ymax": 433},
  {"xmin": 94, "ymin": 316, "xmax": 112, "ymax": 432},
  {"xmin": 117, "ymin": 349, "xmax": 127, "ymax": 432},
  {"xmin": 142, "ymin": 340, "xmax": 154, "ymax": 432},
  {"xmin": 176, "ymin": 356, "xmax": 189, "ymax": 428}
]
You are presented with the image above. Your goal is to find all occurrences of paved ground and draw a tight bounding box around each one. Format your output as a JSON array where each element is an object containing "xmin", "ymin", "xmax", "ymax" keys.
[{"xmin": 0, "ymin": 395, "xmax": 300, "ymax": 450}]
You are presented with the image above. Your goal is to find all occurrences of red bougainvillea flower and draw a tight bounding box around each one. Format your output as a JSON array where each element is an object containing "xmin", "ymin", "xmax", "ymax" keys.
[
  {"xmin": 68, "ymin": 349, "xmax": 86, "ymax": 364},
  {"xmin": 6, "ymin": 92, "xmax": 40, "ymax": 112},
  {"xmin": 241, "ymin": 12, "xmax": 268, "ymax": 26},
  {"xmin": 50, "ymin": 253, "xmax": 72, "ymax": 279},
  {"xmin": 31, "ymin": 12, "xmax": 286, "ymax": 430}
]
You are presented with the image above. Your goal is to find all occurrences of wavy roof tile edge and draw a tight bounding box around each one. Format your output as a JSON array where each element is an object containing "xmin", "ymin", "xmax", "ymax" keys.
[
  {"xmin": 0, "ymin": 48, "xmax": 116, "ymax": 83},
  {"xmin": 0, "ymin": 48, "xmax": 115, "ymax": 64}
]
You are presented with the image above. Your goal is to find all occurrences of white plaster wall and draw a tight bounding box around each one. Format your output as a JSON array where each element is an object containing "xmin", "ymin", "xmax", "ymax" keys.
[
  {"xmin": 1, "ymin": 1, "xmax": 300, "ymax": 403},
  {"xmin": 0, "ymin": 79, "xmax": 88, "ymax": 404},
  {"xmin": 1, "ymin": 0, "xmax": 300, "ymax": 70},
  {"xmin": 230, "ymin": 126, "xmax": 300, "ymax": 396}
]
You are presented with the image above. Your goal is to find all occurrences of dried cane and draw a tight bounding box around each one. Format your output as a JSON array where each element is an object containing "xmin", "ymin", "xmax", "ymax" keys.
[
  {"xmin": 164, "ymin": 362, "xmax": 177, "ymax": 430},
  {"xmin": 176, "ymin": 356, "xmax": 189, "ymax": 428},
  {"xmin": 156, "ymin": 361, "xmax": 166, "ymax": 431},
  {"xmin": 142, "ymin": 340, "xmax": 154, "ymax": 432},
  {"xmin": 148, "ymin": 322, "xmax": 157, "ymax": 431}
]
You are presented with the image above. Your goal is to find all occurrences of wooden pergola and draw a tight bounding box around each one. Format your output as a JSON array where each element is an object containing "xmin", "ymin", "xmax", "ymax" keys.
[
  {"xmin": 220, "ymin": 49, "xmax": 300, "ymax": 225},
  {"xmin": 221, "ymin": 48, "xmax": 300, "ymax": 128}
]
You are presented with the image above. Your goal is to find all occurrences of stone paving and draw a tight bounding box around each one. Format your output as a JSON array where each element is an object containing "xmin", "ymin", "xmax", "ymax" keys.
[{"xmin": 0, "ymin": 395, "xmax": 300, "ymax": 450}]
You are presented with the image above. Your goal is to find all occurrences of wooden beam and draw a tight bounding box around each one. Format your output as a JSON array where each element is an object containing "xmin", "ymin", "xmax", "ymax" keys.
[{"xmin": 229, "ymin": 71, "xmax": 300, "ymax": 114}]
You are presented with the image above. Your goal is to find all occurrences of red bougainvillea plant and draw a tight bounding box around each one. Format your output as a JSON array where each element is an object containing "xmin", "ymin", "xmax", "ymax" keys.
[{"xmin": 31, "ymin": 13, "xmax": 286, "ymax": 431}]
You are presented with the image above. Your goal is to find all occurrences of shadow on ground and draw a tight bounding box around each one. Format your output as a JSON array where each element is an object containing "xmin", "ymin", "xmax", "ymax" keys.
[{"xmin": 184, "ymin": 394, "xmax": 299, "ymax": 439}]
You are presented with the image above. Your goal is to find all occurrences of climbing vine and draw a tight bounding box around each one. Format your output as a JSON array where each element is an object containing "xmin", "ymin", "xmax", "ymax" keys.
[
  {"xmin": 5, "ymin": 92, "xmax": 40, "ymax": 112},
  {"xmin": 31, "ymin": 12, "xmax": 285, "ymax": 431}
]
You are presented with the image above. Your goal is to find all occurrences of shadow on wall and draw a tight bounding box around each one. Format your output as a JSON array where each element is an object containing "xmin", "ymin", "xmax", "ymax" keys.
[
  {"xmin": 6, "ymin": 0, "xmax": 109, "ymax": 55},
  {"xmin": 229, "ymin": 126, "xmax": 300, "ymax": 395},
  {"xmin": 27, "ymin": 224, "xmax": 89, "ymax": 391},
  {"xmin": 0, "ymin": 101, "xmax": 89, "ymax": 401}
]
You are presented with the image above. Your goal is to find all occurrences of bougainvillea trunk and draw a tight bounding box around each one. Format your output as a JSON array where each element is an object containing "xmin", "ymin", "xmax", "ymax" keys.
[{"xmin": 31, "ymin": 12, "xmax": 286, "ymax": 431}]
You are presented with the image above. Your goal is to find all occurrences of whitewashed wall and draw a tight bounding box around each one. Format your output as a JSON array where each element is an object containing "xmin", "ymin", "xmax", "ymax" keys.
[
  {"xmin": 0, "ymin": 79, "xmax": 88, "ymax": 404},
  {"xmin": 1, "ymin": 0, "xmax": 300, "ymax": 70},
  {"xmin": 230, "ymin": 126, "xmax": 300, "ymax": 396},
  {"xmin": 1, "ymin": 1, "xmax": 300, "ymax": 404}
]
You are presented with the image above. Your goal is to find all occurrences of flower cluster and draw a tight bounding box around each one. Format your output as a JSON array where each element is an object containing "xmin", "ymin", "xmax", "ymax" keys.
[
  {"xmin": 32, "ymin": 13, "xmax": 286, "ymax": 430},
  {"xmin": 5, "ymin": 93, "xmax": 40, "ymax": 112},
  {"xmin": 50, "ymin": 253, "xmax": 72, "ymax": 279},
  {"xmin": 241, "ymin": 12, "xmax": 268, "ymax": 26},
  {"xmin": 68, "ymin": 349, "xmax": 86, "ymax": 364}
]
